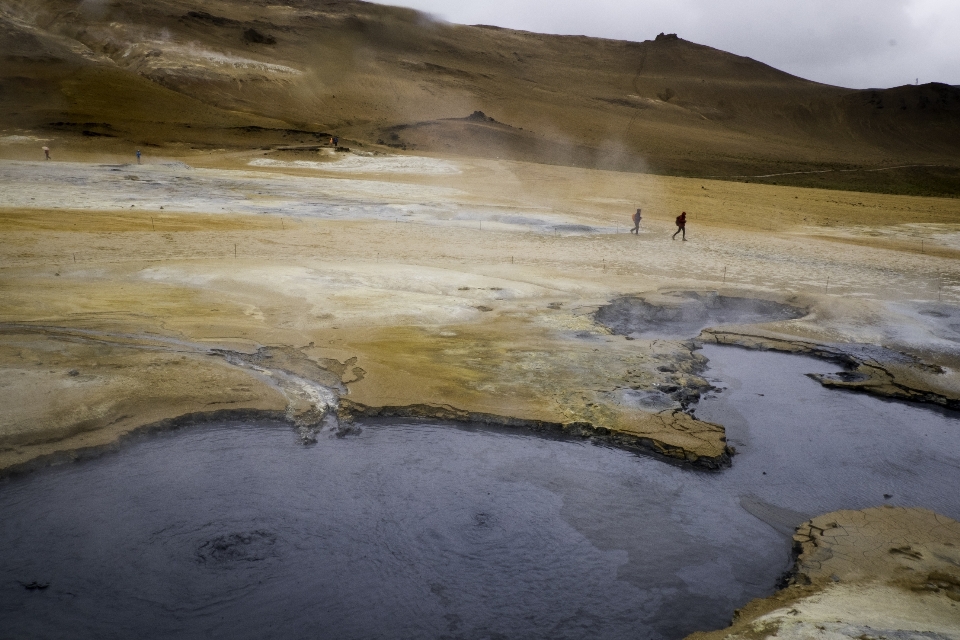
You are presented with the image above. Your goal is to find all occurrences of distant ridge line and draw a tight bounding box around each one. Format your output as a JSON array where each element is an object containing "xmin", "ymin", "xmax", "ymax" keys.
[{"xmin": 703, "ymin": 164, "xmax": 945, "ymax": 179}]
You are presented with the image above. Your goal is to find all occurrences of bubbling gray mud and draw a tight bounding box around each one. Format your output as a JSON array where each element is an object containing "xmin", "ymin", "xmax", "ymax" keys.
[
  {"xmin": 0, "ymin": 421, "xmax": 784, "ymax": 640},
  {"xmin": 2, "ymin": 347, "xmax": 959, "ymax": 640},
  {"xmin": 595, "ymin": 291, "xmax": 806, "ymax": 339}
]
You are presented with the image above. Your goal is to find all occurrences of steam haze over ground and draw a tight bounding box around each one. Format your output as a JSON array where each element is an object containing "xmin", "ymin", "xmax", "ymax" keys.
[{"xmin": 391, "ymin": 0, "xmax": 960, "ymax": 89}]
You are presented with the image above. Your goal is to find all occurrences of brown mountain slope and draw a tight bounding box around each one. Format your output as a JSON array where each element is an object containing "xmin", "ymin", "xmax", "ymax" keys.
[{"xmin": 2, "ymin": 0, "xmax": 958, "ymax": 194}]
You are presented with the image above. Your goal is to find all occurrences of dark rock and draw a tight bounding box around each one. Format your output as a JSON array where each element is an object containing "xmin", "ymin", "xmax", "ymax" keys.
[
  {"xmin": 466, "ymin": 110, "xmax": 495, "ymax": 122},
  {"xmin": 20, "ymin": 581, "xmax": 49, "ymax": 591},
  {"xmin": 243, "ymin": 28, "xmax": 276, "ymax": 45},
  {"xmin": 184, "ymin": 11, "xmax": 236, "ymax": 26}
]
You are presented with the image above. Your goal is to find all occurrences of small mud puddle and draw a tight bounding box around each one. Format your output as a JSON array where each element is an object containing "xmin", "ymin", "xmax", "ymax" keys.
[
  {"xmin": 2, "ymin": 348, "xmax": 959, "ymax": 639},
  {"xmin": 595, "ymin": 291, "xmax": 806, "ymax": 339}
]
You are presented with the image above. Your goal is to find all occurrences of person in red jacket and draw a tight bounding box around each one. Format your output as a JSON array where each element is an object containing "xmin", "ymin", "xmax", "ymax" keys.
[
  {"xmin": 630, "ymin": 208, "xmax": 642, "ymax": 234},
  {"xmin": 672, "ymin": 211, "xmax": 687, "ymax": 240}
]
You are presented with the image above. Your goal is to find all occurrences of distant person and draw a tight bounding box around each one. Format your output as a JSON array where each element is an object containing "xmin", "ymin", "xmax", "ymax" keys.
[
  {"xmin": 672, "ymin": 211, "xmax": 687, "ymax": 241},
  {"xmin": 42, "ymin": 146, "xmax": 50, "ymax": 160},
  {"xmin": 333, "ymin": 136, "xmax": 339, "ymax": 147},
  {"xmin": 329, "ymin": 136, "xmax": 334, "ymax": 146},
  {"xmin": 630, "ymin": 208, "xmax": 642, "ymax": 234},
  {"xmin": 136, "ymin": 149, "xmax": 141, "ymax": 164}
]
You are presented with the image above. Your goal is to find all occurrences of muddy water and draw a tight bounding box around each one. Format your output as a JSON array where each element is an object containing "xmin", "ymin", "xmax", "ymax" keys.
[
  {"xmin": 2, "ymin": 347, "xmax": 959, "ymax": 640},
  {"xmin": 696, "ymin": 345, "xmax": 960, "ymax": 523}
]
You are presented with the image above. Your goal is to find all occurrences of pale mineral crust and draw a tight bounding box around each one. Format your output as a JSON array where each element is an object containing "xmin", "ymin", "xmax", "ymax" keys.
[{"xmin": 686, "ymin": 507, "xmax": 960, "ymax": 639}]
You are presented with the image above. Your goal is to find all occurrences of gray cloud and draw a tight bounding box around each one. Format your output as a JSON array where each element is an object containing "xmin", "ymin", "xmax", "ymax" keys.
[{"xmin": 387, "ymin": 0, "xmax": 959, "ymax": 88}]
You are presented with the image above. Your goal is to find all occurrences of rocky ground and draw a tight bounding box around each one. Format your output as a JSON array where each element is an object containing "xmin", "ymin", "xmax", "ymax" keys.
[
  {"xmin": 1, "ymin": 146, "xmax": 960, "ymax": 634},
  {"xmin": 689, "ymin": 507, "xmax": 960, "ymax": 639}
]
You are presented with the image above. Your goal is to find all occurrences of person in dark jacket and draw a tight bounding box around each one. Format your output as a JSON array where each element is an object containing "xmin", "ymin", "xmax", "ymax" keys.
[
  {"xmin": 672, "ymin": 212, "xmax": 687, "ymax": 240},
  {"xmin": 630, "ymin": 208, "xmax": 642, "ymax": 234}
]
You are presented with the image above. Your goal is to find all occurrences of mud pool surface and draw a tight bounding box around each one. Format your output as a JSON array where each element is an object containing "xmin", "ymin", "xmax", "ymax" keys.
[
  {"xmin": 595, "ymin": 292, "xmax": 807, "ymax": 340},
  {"xmin": 1, "ymin": 347, "xmax": 959, "ymax": 640}
]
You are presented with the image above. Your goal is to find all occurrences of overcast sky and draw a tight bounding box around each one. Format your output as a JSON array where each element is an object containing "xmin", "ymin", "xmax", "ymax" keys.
[{"xmin": 385, "ymin": 0, "xmax": 959, "ymax": 89}]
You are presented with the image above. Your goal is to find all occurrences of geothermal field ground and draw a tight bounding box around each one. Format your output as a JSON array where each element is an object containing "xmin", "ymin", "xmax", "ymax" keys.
[
  {"xmin": 2, "ymin": 147, "xmax": 960, "ymax": 638},
  {"xmin": 2, "ymin": 0, "xmax": 960, "ymax": 637}
]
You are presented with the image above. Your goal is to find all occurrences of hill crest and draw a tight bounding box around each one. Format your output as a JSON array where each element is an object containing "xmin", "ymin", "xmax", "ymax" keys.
[{"xmin": 1, "ymin": 0, "xmax": 958, "ymax": 193}]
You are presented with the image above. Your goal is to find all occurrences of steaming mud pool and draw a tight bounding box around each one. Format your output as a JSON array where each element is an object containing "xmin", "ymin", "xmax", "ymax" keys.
[{"xmin": 2, "ymin": 345, "xmax": 959, "ymax": 639}]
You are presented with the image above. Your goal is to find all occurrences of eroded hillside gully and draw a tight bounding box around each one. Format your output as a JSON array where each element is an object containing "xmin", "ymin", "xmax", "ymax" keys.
[{"xmin": 2, "ymin": 294, "xmax": 960, "ymax": 639}]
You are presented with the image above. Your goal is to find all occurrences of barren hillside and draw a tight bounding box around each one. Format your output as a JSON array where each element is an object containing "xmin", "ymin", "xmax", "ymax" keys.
[{"xmin": 2, "ymin": 0, "xmax": 959, "ymax": 194}]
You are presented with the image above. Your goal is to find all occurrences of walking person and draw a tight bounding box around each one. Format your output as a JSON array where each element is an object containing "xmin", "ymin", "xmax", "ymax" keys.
[
  {"xmin": 42, "ymin": 146, "xmax": 50, "ymax": 160},
  {"xmin": 136, "ymin": 149, "xmax": 141, "ymax": 165},
  {"xmin": 630, "ymin": 208, "xmax": 642, "ymax": 234},
  {"xmin": 672, "ymin": 211, "xmax": 687, "ymax": 241}
]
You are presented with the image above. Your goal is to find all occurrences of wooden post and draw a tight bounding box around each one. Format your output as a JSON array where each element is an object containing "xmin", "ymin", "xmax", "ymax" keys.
[
  {"xmin": 151, "ymin": 217, "xmax": 155, "ymax": 231},
  {"xmin": 722, "ymin": 266, "xmax": 726, "ymax": 284},
  {"xmin": 234, "ymin": 244, "xmax": 237, "ymax": 258},
  {"xmin": 73, "ymin": 253, "xmax": 76, "ymax": 263},
  {"xmin": 825, "ymin": 276, "xmax": 829, "ymax": 294}
]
